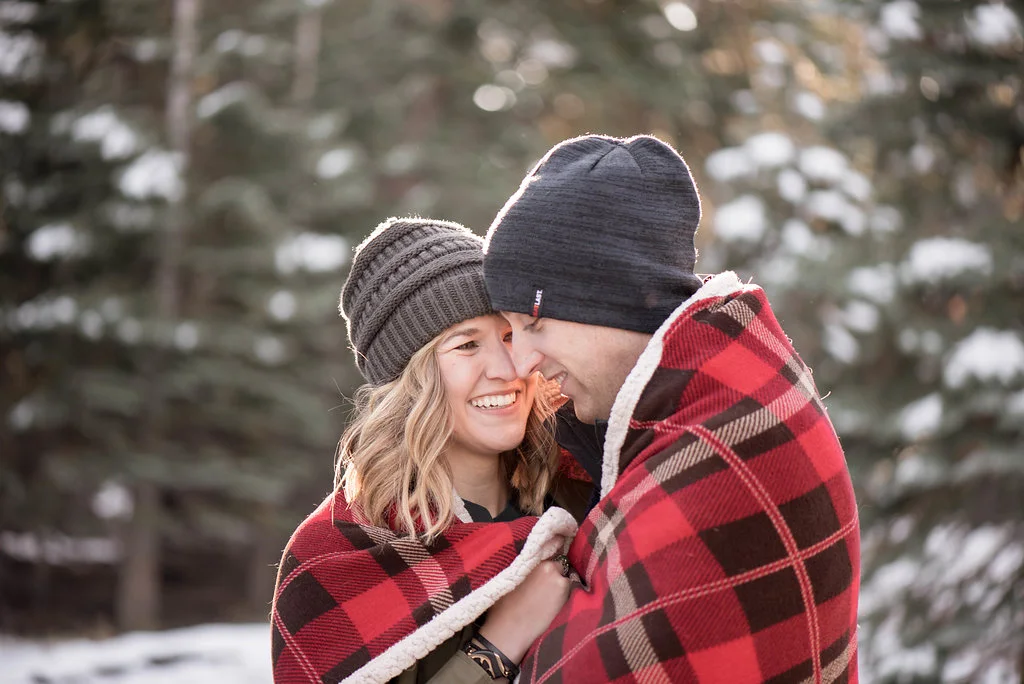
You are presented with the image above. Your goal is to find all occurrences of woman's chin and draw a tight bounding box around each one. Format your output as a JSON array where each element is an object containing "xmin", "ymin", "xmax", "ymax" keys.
[{"xmin": 479, "ymin": 430, "xmax": 528, "ymax": 456}]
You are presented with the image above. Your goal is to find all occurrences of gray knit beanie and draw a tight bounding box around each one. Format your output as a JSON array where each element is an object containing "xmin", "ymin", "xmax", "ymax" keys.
[
  {"xmin": 483, "ymin": 134, "xmax": 703, "ymax": 334},
  {"xmin": 340, "ymin": 217, "xmax": 492, "ymax": 385}
]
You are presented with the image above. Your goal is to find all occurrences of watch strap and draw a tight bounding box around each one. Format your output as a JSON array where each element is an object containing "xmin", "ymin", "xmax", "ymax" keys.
[{"xmin": 461, "ymin": 631, "xmax": 520, "ymax": 680}]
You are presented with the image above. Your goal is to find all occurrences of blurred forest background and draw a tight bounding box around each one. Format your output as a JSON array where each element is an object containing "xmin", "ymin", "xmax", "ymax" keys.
[{"xmin": 1, "ymin": 0, "xmax": 1022, "ymax": 681}]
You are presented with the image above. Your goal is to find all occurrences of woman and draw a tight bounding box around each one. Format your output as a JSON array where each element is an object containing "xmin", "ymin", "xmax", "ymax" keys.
[{"xmin": 271, "ymin": 217, "xmax": 593, "ymax": 683}]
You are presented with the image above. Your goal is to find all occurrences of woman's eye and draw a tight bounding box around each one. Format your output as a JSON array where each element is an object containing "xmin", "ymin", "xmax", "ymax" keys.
[
  {"xmin": 456, "ymin": 341, "xmax": 478, "ymax": 351},
  {"xmin": 503, "ymin": 332, "xmax": 513, "ymax": 344}
]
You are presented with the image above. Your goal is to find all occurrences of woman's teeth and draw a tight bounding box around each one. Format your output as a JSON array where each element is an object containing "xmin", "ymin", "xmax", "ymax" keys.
[{"xmin": 470, "ymin": 392, "xmax": 517, "ymax": 409}]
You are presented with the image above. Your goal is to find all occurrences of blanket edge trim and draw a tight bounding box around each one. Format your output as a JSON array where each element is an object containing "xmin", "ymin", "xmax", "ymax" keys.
[{"xmin": 343, "ymin": 506, "xmax": 578, "ymax": 683}]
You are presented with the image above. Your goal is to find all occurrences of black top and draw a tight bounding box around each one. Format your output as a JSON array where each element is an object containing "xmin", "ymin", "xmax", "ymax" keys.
[
  {"xmin": 461, "ymin": 400, "xmax": 607, "ymax": 524},
  {"xmin": 462, "ymin": 496, "xmax": 525, "ymax": 523},
  {"xmin": 554, "ymin": 402, "xmax": 607, "ymax": 513}
]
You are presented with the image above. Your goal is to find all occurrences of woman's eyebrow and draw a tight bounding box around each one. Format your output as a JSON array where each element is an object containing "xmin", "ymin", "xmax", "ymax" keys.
[{"xmin": 441, "ymin": 327, "xmax": 480, "ymax": 344}]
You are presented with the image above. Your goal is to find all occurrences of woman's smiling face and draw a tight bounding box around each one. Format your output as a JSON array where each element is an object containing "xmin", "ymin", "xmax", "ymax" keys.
[{"xmin": 435, "ymin": 314, "xmax": 536, "ymax": 460}]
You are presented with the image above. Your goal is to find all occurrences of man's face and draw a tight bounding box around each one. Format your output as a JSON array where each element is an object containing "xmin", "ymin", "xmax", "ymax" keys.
[{"xmin": 501, "ymin": 313, "xmax": 651, "ymax": 424}]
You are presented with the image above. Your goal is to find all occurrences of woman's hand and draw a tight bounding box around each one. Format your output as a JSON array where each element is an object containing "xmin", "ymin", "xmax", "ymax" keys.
[{"xmin": 478, "ymin": 558, "xmax": 573, "ymax": 665}]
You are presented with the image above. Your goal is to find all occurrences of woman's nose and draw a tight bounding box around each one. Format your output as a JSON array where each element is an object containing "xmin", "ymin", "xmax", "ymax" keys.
[{"xmin": 485, "ymin": 344, "xmax": 519, "ymax": 381}]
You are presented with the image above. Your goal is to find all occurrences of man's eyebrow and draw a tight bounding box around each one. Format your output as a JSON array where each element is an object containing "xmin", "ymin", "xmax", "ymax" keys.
[
  {"xmin": 503, "ymin": 312, "xmax": 539, "ymax": 326},
  {"xmin": 440, "ymin": 326, "xmax": 480, "ymax": 344}
]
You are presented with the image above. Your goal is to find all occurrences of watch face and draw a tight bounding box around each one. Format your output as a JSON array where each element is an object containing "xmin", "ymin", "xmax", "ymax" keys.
[
  {"xmin": 464, "ymin": 636, "xmax": 517, "ymax": 680},
  {"xmin": 467, "ymin": 650, "xmax": 504, "ymax": 679}
]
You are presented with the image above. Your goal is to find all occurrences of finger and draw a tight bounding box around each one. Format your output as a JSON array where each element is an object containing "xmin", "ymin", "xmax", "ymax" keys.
[{"xmin": 540, "ymin": 559, "xmax": 564, "ymax": 575}]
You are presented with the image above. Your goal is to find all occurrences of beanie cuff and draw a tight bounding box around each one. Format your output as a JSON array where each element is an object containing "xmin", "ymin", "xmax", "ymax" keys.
[
  {"xmin": 361, "ymin": 268, "xmax": 493, "ymax": 384},
  {"xmin": 486, "ymin": 276, "xmax": 690, "ymax": 335}
]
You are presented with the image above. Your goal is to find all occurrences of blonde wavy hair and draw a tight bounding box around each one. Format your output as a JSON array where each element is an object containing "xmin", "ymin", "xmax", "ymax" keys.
[{"xmin": 334, "ymin": 329, "xmax": 559, "ymax": 541}]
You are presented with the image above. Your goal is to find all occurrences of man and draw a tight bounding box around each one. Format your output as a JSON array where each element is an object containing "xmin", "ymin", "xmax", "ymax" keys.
[{"xmin": 483, "ymin": 134, "xmax": 860, "ymax": 683}]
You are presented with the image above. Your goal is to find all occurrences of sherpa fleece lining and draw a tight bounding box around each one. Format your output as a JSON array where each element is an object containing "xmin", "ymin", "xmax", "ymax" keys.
[{"xmin": 601, "ymin": 271, "xmax": 757, "ymax": 499}]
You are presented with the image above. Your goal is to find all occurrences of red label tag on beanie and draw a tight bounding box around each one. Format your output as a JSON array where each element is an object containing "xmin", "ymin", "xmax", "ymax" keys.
[{"xmin": 532, "ymin": 289, "xmax": 544, "ymax": 317}]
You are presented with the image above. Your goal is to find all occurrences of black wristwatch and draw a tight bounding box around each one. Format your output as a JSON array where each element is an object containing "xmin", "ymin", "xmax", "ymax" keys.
[{"xmin": 461, "ymin": 631, "xmax": 521, "ymax": 680}]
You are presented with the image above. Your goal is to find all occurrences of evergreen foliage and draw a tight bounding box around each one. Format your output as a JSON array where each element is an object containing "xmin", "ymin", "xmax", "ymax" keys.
[
  {"xmin": 2, "ymin": 2, "xmax": 1022, "ymax": 680},
  {"xmin": 699, "ymin": 1, "xmax": 1024, "ymax": 679},
  {"xmin": 834, "ymin": 2, "xmax": 1024, "ymax": 680}
]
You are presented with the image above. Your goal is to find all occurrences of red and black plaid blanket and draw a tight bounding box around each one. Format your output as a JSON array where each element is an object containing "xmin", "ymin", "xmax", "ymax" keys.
[
  {"xmin": 521, "ymin": 272, "xmax": 861, "ymax": 683},
  {"xmin": 271, "ymin": 487, "xmax": 577, "ymax": 682}
]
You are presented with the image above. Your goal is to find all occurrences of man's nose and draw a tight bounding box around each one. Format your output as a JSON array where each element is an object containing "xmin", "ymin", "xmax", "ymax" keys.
[{"xmin": 510, "ymin": 339, "xmax": 543, "ymax": 380}]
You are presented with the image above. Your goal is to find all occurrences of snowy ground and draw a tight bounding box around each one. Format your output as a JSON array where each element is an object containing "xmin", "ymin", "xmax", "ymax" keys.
[{"xmin": 0, "ymin": 623, "xmax": 271, "ymax": 684}]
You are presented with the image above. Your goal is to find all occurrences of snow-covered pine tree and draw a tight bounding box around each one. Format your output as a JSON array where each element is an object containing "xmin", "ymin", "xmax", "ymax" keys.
[
  {"xmin": 0, "ymin": 0, "xmax": 350, "ymax": 629},
  {"xmin": 703, "ymin": 2, "xmax": 1023, "ymax": 680},
  {"xmin": 832, "ymin": 2, "xmax": 1024, "ymax": 680},
  {"xmin": 0, "ymin": 0, "xmax": 176, "ymax": 631}
]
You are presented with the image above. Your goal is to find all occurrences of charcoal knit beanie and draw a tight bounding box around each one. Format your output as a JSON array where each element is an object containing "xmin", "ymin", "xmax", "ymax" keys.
[
  {"xmin": 340, "ymin": 217, "xmax": 492, "ymax": 385},
  {"xmin": 483, "ymin": 134, "xmax": 703, "ymax": 333}
]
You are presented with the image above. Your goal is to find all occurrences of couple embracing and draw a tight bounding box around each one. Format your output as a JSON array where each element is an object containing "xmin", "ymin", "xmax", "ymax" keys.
[{"xmin": 271, "ymin": 134, "xmax": 861, "ymax": 683}]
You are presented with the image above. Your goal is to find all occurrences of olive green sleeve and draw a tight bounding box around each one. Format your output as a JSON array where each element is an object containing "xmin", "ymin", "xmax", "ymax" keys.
[
  {"xmin": 424, "ymin": 649, "xmax": 497, "ymax": 684},
  {"xmin": 388, "ymin": 624, "xmax": 495, "ymax": 684}
]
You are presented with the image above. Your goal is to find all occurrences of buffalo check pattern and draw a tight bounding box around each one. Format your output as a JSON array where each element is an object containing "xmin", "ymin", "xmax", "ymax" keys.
[
  {"xmin": 271, "ymin": 484, "xmax": 577, "ymax": 683},
  {"xmin": 522, "ymin": 272, "xmax": 861, "ymax": 683}
]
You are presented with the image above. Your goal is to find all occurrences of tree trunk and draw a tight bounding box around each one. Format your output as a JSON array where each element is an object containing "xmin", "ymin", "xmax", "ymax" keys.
[
  {"xmin": 246, "ymin": 513, "xmax": 279, "ymax": 617},
  {"xmin": 291, "ymin": 6, "xmax": 323, "ymax": 106},
  {"xmin": 116, "ymin": 0, "xmax": 200, "ymax": 633},
  {"xmin": 116, "ymin": 481, "xmax": 160, "ymax": 630}
]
